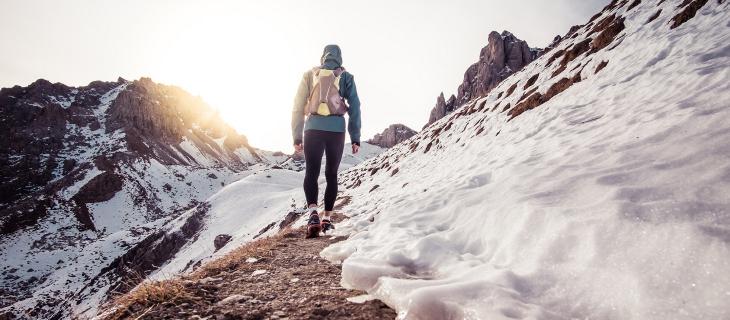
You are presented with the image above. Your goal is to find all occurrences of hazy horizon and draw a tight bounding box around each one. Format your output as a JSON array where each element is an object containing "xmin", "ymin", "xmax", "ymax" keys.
[{"xmin": 1, "ymin": 0, "xmax": 609, "ymax": 152}]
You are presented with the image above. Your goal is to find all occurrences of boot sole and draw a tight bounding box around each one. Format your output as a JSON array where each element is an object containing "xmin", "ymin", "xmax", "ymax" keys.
[{"xmin": 305, "ymin": 225, "xmax": 321, "ymax": 238}]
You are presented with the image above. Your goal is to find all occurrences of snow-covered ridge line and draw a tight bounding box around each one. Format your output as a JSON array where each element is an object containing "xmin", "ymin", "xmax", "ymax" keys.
[
  {"xmin": 325, "ymin": 0, "xmax": 730, "ymax": 319},
  {"xmin": 0, "ymin": 77, "xmax": 294, "ymax": 318}
]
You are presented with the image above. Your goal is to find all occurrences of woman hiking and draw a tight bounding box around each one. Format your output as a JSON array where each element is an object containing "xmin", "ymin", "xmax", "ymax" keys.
[{"xmin": 291, "ymin": 44, "xmax": 361, "ymax": 238}]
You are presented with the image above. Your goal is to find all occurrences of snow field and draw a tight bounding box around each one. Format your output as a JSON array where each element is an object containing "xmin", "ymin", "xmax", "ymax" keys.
[{"xmin": 323, "ymin": 1, "xmax": 730, "ymax": 319}]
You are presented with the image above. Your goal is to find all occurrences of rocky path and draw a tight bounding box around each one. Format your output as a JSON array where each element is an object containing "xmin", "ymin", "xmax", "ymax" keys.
[{"xmin": 109, "ymin": 225, "xmax": 396, "ymax": 320}]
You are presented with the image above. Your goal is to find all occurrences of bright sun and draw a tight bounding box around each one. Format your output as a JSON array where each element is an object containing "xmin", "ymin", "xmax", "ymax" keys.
[{"xmin": 143, "ymin": 4, "xmax": 312, "ymax": 153}]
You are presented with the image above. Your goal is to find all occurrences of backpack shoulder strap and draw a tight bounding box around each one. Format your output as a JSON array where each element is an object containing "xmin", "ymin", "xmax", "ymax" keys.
[{"xmin": 333, "ymin": 67, "xmax": 345, "ymax": 77}]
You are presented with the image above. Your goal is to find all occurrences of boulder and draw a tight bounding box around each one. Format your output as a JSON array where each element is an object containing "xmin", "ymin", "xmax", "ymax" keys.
[
  {"xmin": 214, "ymin": 234, "xmax": 233, "ymax": 251},
  {"xmin": 367, "ymin": 124, "xmax": 417, "ymax": 148}
]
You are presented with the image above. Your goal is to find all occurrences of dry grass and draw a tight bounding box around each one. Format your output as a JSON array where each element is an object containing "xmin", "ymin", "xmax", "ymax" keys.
[
  {"xmin": 192, "ymin": 229, "xmax": 291, "ymax": 279},
  {"xmin": 100, "ymin": 228, "xmax": 293, "ymax": 320},
  {"xmin": 100, "ymin": 198, "xmax": 353, "ymax": 319},
  {"xmin": 102, "ymin": 279, "xmax": 190, "ymax": 320}
]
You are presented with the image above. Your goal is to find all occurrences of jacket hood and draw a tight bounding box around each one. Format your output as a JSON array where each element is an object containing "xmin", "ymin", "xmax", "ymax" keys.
[{"xmin": 320, "ymin": 44, "xmax": 342, "ymax": 69}]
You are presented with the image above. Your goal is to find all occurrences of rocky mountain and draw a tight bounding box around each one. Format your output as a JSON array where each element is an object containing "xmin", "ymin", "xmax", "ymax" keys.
[
  {"xmin": 0, "ymin": 77, "xmax": 289, "ymax": 318},
  {"xmin": 367, "ymin": 124, "xmax": 417, "ymax": 148},
  {"xmin": 0, "ymin": 76, "xmax": 386, "ymax": 319},
  {"xmin": 426, "ymin": 30, "xmax": 540, "ymax": 127}
]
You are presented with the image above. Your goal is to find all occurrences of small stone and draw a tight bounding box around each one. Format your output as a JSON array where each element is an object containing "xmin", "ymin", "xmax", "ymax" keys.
[
  {"xmin": 199, "ymin": 277, "xmax": 222, "ymax": 284},
  {"xmin": 217, "ymin": 294, "xmax": 248, "ymax": 305}
]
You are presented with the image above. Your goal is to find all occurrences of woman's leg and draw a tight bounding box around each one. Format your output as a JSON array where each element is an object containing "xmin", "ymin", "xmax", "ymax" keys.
[
  {"xmin": 322, "ymin": 131, "xmax": 346, "ymax": 216},
  {"xmin": 303, "ymin": 130, "xmax": 325, "ymax": 207}
]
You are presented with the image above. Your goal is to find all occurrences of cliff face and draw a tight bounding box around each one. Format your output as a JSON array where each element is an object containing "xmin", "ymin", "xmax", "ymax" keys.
[
  {"xmin": 426, "ymin": 31, "xmax": 540, "ymax": 127},
  {"xmin": 367, "ymin": 124, "xmax": 418, "ymax": 148}
]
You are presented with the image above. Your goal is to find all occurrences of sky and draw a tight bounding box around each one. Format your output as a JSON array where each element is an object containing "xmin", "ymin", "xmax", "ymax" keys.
[{"xmin": 0, "ymin": 0, "xmax": 609, "ymax": 152}]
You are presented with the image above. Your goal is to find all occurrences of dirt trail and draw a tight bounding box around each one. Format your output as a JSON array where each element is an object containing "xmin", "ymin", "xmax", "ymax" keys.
[{"xmin": 109, "ymin": 225, "xmax": 396, "ymax": 320}]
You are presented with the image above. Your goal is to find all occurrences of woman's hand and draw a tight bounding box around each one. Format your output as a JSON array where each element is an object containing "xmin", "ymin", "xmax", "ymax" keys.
[
  {"xmin": 294, "ymin": 143, "xmax": 303, "ymax": 154},
  {"xmin": 352, "ymin": 143, "xmax": 360, "ymax": 154}
]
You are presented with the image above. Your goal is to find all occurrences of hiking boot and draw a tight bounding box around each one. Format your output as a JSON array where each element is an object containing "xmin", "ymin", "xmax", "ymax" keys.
[
  {"xmin": 306, "ymin": 211, "xmax": 321, "ymax": 239},
  {"xmin": 321, "ymin": 219, "xmax": 335, "ymax": 234}
]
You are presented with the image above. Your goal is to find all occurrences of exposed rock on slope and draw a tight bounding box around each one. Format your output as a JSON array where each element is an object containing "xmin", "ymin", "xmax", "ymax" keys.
[
  {"xmin": 426, "ymin": 31, "xmax": 540, "ymax": 126},
  {"xmin": 367, "ymin": 124, "xmax": 417, "ymax": 148},
  {"xmin": 330, "ymin": 0, "xmax": 730, "ymax": 318}
]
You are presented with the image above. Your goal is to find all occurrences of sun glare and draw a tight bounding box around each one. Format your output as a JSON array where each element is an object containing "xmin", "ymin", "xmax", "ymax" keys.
[{"xmin": 141, "ymin": 3, "xmax": 309, "ymax": 153}]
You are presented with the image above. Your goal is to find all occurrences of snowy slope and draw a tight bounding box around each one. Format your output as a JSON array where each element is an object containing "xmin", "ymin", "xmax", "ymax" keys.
[
  {"xmin": 148, "ymin": 167, "xmax": 304, "ymax": 279},
  {"xmin": 0, "ymin": 78, "xmax": 286, "ymax": 318},
  {"xmin": 149, "ymin": 142, "xmax": 385, "ymax": 281},
  {"xmin": 323, "ymin": 1, "xmax": 730, "ymax": 319}
]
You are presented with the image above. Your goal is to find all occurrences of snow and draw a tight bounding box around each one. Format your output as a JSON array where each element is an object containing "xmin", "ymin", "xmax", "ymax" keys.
[
  {"xmin": 322, "ymin": 1, "xmax": 730, "ymax": 319},
  {"xmin": 340, "ymin": 142, "xmax": 386, "ymax": 171},
  {"xmin": 61, "ymin": 166, "xmax": 102, "ymax": 200},
  {"xmin": 0, "ymin": 79, "xmax": 295, "ymax": 318},
  {"xmin": 347, "ymin": 294, "xmax": 376, "ymax": 304},
  {"xmin": 177, "ymin": 138, "xmax": 217, "ymax": 167},
  {"xmin": 149, "ymin": 169, "xmax": 304, "ymax": 279},
  {"xmin": 149, "ymin": 146, "xmax": 384, "ymax": 281},
  {"xmin": 48, "ymin": 93, "xmax": 76, "ymax": 108}
]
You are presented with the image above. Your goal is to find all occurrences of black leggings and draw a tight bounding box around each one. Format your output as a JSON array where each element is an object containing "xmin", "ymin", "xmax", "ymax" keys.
[{"xmin": 303, "ymin": 130, "xmax": 345, "ymax": 211}]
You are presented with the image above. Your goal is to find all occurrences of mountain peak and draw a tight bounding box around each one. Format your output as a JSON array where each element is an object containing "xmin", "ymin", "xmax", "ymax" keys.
[
  {"xmin": 367, "ymin": 124, "xmax": 418, "ymax": 148},
  {"xmin": 426, "ymin": 30, "xmax": 539, "ymax": 127}
]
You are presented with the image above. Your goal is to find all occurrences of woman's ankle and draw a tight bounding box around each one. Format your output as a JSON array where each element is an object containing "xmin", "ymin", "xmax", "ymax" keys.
[{"xmin": 321, "ymin": 210, "xmax": 333, "ymax": 220}]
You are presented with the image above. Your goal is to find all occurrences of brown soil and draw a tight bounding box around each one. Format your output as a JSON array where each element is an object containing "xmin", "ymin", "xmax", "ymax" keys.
[
  {"xmin": 505, "ymin": 82, "xmax": 518, "ymax": 97},
  {"xmin": 590, "ymin": 17, "xmax": 626, "ymax": 53},
  {"xmin": 546, "ymin": 49, "xmax": 565, "ymax": 67},
  {"xmin": 589, "ymin": 14, "xmax": 617, "ymax": 37},
  {"xmin": 523, "ymin": 74, "xmax": 540, "ymax": 90},
  {"xmin": 646, "ymin": 9, "xmax": 663, "ymax": 23},
  {"xmin": 501, "ymin": 103, "xmax": 512, "ymax": 112},
  {"xmin": 508, "ymin": 72, "xmax": 583, "ymax": 119},
  {"xmin": 104, "ymin": 225, "xmax": 396, "ymax": 320},
  {"xmin": 670, "ymin": 0, "xmax": 709, "ymax": 29},
  {"xmin": 626, "ymin": 0, "xmax": 642, "ymax": 11}
]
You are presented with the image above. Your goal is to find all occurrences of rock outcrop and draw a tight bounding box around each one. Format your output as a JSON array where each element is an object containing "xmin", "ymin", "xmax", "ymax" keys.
[
  {"xmin": 426, "ymin": 31, "xmax": 540, "ymax": 126},
  {"xmin": 367, "ymin": 124, "xmax": 418, "ymax": 148},
  {"xmin": 213, "ymin": 234, "xmax": 233, "ymax": 251}
]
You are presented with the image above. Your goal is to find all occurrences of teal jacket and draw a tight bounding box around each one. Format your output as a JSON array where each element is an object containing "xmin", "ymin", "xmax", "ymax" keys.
[{"xmin": 291, "ymin": 45, "xmax": 361, "ymax": 145}]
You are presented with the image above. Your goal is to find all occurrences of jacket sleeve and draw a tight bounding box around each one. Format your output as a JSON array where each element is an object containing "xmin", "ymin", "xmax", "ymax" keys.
[
  {"xmin": 291, "ymin": 71, "xmax": 311, "ymax": 145},
  {"xmin": 344, "ymin": 73, "xmax": 361, "ymax": 144}
]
